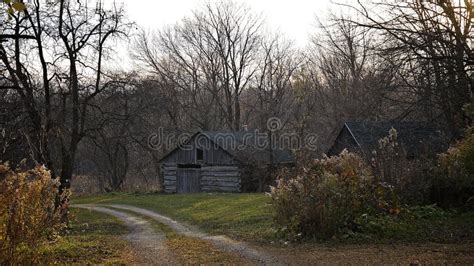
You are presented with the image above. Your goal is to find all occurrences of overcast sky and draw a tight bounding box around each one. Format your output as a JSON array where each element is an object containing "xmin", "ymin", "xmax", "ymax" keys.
[{"xmin": 104, "ymin": 0, "xmax": 350, "ymax": 69}]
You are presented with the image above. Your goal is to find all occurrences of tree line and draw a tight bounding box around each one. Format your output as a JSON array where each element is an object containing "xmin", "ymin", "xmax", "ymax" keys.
[{"xmin": 0, "ymin": 0, "xmax": 472, "ymax": 192}]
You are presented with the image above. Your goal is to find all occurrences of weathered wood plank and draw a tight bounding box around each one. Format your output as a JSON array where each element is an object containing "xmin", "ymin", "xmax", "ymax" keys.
[
  {"xmin": 201, "ymin": 181, "xmax": 240, "ymax": 186},
  {"xmin": 200, "ymin": 172, "xmax": 240, "ymax": 177},
  {"xmin": 201, "ymin": 172, "xmax": 240, "ymax": 177},
  {"xmin": 203, "ymin": 179, "xmax": 237, "ymax": 183},
  {"xmin": 201, "ymin": 176, "xmax": 239, "ymax": 179},
  {"xmin": 201, "ymin": 172, "xmax": 239, "ymax": 176},
  {"xmin": 176, "ymin": 168, "xmax": 201, "ymax": 193},
  {"xmin": 201, "ymin": 186, "xmax": 240, "ymax": 192},
  {"xmin": 201, "ymin": 176, "xmax": 239, "ymax": 181},
  {"xmin": 161, "ymin": 134, "xmax": 238, "ymax": 165},
  {"xmin": 201, "ymin": 166, "xmax": 239, "ymax": 171},
  {"xmin": 201, "ymin": 183, "xmax": 240, "ymax": 188},
  {"xmin": 163, "ymin": 170, "xmax": 177, "ymax": 174},
  {"xmin": 163, "ymin": 171, "xmax": 177, "ymax": 174},
  {"xmin": 203, "ymin": 165, "xmax": 240, "ymax": 168},
  {"xmin": 201, "ymin": 177, "xmax": 240, "ymax": 183}
]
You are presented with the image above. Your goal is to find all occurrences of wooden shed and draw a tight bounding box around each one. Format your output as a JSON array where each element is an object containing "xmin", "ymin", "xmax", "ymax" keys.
[
  {"xmin": 159, "ymin": 131, "xmax": 294, "ymax": 193},
  {"xmin": 327, "ymin": 121, "xmax": 446, "ymax": 158}
]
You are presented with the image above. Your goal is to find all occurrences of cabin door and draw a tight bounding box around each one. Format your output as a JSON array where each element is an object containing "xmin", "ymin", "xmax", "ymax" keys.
[{"xmin": 176, "ymin": 167, "xmax": 201, "ymax": 193}]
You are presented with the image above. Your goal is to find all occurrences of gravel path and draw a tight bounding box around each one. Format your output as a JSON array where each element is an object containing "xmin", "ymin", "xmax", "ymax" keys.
[
  {"xmin": 74, "ymin": 204, "xmax": 282, "ymax": 265},
  {"xmin": 74, "ymin": 205, "xmax": 177, "ymax": 265},
  {"xmin": 106, "ymin": 204, "xmax": 282, "ymax": 265}
]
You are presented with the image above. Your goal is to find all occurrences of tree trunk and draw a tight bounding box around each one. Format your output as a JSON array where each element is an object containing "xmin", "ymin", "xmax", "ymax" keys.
[{"xmin": 234, "ymin": 95, "xmax": 241, "ymax": 131}]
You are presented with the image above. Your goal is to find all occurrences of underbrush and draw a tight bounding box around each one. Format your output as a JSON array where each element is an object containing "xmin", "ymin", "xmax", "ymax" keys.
[
  {"xmin": 349, "ymin": 205, "xmax": 474, "ymax": 243},
  {"xmin": 270, "ymin": 150, "xmax": 399, "ymax": 240},
  {"xmin": 270, "ymin": 125, "xmax": 474, "ymax": 241},
  {"xmin": 0, "ymin": 163, "xmax": 66, "ymax": 265},
  {"xmin": 433, "ymin": 105, "xmax": 474, "ymax": 208},
  {"xmin": 435, "ymin": 131, "xmax": 474, "ymax": 208}
]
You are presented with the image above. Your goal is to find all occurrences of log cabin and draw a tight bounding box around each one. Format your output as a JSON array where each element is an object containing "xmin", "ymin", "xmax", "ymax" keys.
[{"xmin": 159, "ymin": 131, "xmax": 294, "ymax": 193}]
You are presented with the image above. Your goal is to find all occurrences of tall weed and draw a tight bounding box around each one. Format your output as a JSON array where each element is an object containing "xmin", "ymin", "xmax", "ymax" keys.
[
  {"xmin": 435, "ymin": 131, "xmax": 474, "ymax": 208},
  {"xmin": 0, "ymin": 163, "xmax": 67, "ymax": 265}
]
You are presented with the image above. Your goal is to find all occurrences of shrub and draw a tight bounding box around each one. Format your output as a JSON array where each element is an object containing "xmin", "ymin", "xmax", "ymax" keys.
[
  {"xmin": 434, "ymin": 131, "xmax": 474, "ymax": 208},
  {"xmin": 270, "ymin": 150, "xmax": 399, "ymax": 240},
  {"xmin": 370, "ymin": 128, "xmax": 434, "ymax": 204},
  {"xmin": 0, "ymin": 163, "xmax": 68, "ymax": 265}
]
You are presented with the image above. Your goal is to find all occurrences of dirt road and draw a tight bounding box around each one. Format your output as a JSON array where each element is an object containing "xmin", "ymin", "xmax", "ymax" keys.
[
  {"xmin": 75, "ymin": 205, "xmax": 176, "ymax": 265},
  {"xmin": 74, "ymin": 204, "xmax": 280, "ymax": 265}
]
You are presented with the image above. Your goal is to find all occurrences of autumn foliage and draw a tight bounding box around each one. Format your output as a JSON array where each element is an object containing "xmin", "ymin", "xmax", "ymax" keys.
[
  {"xmin": 435, "ymin": 131, "xmax": 474, "ymax": 208},
  {"xmin": 0, "ymin": 163, "xmax": 67, "ymax": 265},
  {"xmin": 270, "ymin": 150, "xmax": 399, "ymax": 239}
]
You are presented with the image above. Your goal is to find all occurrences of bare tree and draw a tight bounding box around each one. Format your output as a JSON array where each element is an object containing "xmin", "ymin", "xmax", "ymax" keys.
[
  {"xmin": 250, "ymin": 36, "xmax": 299, "ymax": 129},
  {"xmin": 134, "ymin": 1, "xmax": 263, "ymax": 131},
  {"xmin": 295, "ymin": 14, "xmax": 398, "ymax": 152},
  {"xmin": 346, "ymin": 0, "xmax": 473, "ymax": 137},
  {"xmin": 0, "ymin": 0, "xmax": 129, "ymax": 191}
]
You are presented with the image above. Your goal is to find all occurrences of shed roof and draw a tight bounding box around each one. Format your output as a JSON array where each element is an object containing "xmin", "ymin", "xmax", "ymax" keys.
[
  {"xmin": 159, "ymin": 130, "xmax": 295, "ymax": 164},
  {"xmin": 340, "ymin": 121, "xmax": 446, "ymax": 157}
]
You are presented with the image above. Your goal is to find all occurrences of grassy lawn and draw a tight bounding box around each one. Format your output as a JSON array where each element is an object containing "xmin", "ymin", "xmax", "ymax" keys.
[
  {"xmin": 41, "ymin": 208, "xmax": 132, "ymax": 264},
  {"xmin": 74, "ymin": 192, "xmax": 274, "ymax": 242},
  {"xmin": 73, "ymin": 192, "xmax": 474, "ymax": 244}
]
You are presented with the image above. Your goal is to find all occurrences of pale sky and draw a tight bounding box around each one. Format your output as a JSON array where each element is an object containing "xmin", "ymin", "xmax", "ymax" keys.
[
  {"xmin": 104, "ymin": 0, "xmax": 352, "ymax": 69},
  {"xmin": 120, "ymin": 0, "xmax": 335, "ymax": 43}
]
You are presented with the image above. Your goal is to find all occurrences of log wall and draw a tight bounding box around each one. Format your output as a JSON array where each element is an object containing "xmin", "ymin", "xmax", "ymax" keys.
[
  {"xmin": 161, "ymin": 163, "xmax": 241, "ymax": 193},
  {"xmin": 163, "ymin": 163, "xmax": 177, "ymax": 193},
  {"xmin": 200, "ymin": 165, "xmax": 240, "ymax": 192}
]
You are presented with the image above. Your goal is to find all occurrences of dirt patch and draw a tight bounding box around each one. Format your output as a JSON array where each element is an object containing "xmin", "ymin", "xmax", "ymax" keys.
[{"xmin": 258, "ymin": 242, "xmax": 474, "ymax": 265}]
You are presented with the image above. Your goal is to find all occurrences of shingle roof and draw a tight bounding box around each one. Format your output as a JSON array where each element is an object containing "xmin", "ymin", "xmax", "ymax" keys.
[
  {"xmin": 201, "ymin": 131, "xmax": 295, "ymax": 164},
  {"xmin": 344, "ymin": 121, "xmax": 446, "ymax": 157}
]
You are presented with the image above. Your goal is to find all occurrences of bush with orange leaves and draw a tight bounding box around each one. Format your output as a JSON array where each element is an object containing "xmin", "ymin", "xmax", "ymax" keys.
[
  {"xmin": 0, "ymin": 163, "xmax": 68, "ymax": 265},
  {"xmin": 270, "ymin": 150, "xmax": 399, "ymax": 240}
]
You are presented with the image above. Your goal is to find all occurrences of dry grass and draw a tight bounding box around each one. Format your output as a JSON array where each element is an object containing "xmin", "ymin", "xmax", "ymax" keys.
[
  {"xmin": 260, "ymin": 242, "xmax": 474, "ymax": 264},
  {"xmin": 41, "ymin": 208, "xmax": 133, "ymax": 264},
  {"xmin": 167, "ymin": 236, "xmax": 248, "ymax": 264}
]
